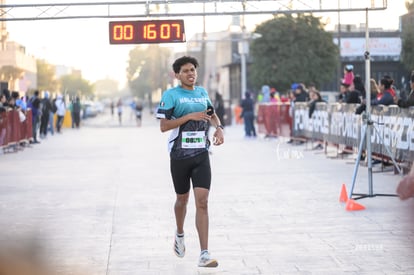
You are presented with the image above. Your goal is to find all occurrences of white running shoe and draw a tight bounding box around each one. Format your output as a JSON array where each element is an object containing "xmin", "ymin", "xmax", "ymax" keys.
[
  {"xmin": 198, "ymin": 251, "xmax": 218, "ymax": 267},
  {"xmin": 174, "ymin": 233, "xmax": 185, "ymax": 258}
]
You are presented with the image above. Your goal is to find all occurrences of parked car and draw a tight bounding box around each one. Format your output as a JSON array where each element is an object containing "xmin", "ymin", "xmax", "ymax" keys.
[{"xmin": 82, "ymin": 101, "xmax": 98, "ymax": 118}]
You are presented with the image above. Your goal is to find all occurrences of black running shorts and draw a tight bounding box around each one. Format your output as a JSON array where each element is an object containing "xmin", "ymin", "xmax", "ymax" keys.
[{"xmin": 170, "ymin": 151, "xmax": 211, "ymax": 194}]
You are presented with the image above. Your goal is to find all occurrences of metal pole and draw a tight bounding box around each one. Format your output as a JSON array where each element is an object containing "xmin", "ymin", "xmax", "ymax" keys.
[
  {"xmin": 364, "ymin": 8, "xmax": 373, "ymax": 196},
  {"xmin": 239, "ymin": 13, "xmax": 247, "ymax": 100},
  {"xmin": 337, "ymin": 0, "xmax": 341, "ymax": 90},
  {"xmin": 240, "ymin": 40, "xmax": 246, "ymax": 99}
]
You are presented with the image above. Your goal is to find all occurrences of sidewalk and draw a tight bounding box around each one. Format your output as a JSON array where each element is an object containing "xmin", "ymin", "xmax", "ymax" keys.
[{"xmin": 0, "ymin": 109, "xmax": 413, "ymax": 275}]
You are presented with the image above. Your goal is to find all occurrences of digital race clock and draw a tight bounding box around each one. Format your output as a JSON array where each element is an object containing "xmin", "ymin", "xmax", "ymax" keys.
[{"xmin": 109, "ymin": 19, "xmax": 186, "ymax": 44}]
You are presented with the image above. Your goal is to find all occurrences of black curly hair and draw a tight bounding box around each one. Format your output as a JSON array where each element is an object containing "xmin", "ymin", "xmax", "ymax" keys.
[{"xmin": 172, "ymin": 56, "xmax": 199, "ymax": 74}]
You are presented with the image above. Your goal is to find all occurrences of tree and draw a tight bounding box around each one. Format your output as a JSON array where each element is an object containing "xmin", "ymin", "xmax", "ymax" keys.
[
  {"xmin": 37, "ymin": 59, "xmax": 59, "ymax": 92},
  {"xmin": 94, "ymin": 78, "xmax": 119, "ymax": 99},
  {"xmin": 249, "ymin": 14, "xmax": 338, "ymax": 92},
  {"xmin": 406, "ymin": 0, "xmax": 414, "ymax": 11},
  {"xmin": 126, "ymin": 44, "xmax": 172, "ymax": 101},
  {"xmin": 60, "ymin": 74, "xmax": 94, "ymax": 98},
  {"xmin": 401, "ymin": 1, "xmax": 414, "ymax": 71}
]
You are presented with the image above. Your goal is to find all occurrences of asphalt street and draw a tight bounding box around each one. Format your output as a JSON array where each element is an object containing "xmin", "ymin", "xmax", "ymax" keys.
[{"xmin": 0, "ymin": 109, "xmax": 413, "ymax": 275}]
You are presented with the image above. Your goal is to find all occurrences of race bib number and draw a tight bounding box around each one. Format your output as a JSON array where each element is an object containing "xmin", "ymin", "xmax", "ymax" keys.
[{"xmin": 181, "ymin": 131, "xmax": 206, "ymax": 149}]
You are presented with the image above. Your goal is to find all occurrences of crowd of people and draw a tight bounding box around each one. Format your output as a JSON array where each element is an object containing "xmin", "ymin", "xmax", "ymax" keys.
[
  {"xmin": 235, "ymin": 64, "xmax": 414, "ymax": 185},
  {"xmin": 244, "ymin": 64, "xmax": 414, "ymax": 140},
  {"xmin": 0, "ymin": 89, "xmax": 84, "ymax": 150}
]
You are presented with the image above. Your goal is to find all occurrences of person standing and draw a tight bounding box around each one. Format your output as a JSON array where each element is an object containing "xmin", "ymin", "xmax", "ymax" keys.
[
  {"xmin": 397, "ymin": 72, "xmax": 414, "ymax": 108},
  {"xmin": 371, "ymin": 75, "xmax": 395, "ymax": 106},
  {"xmin": 72, "ymin": 97, "xmax": 81, "ymax": 128},
  {"xmin": 49, "ymin": 95, "xmax": 57, "ymax": 135},
  {"xmin": 117, "ymin": 98, "xmax": 123, "ymax": 125},
  {"xmin": 28, "ymin": 90, "xmax": 41, "ymax": 144},
  {"xmin": 342, "ymin": 64, "xmax": 354, "ymax": 88},
  {"xmin": 55, "ymin": 95, "xmax": 66, "ymax": 133},
  {"xmin": 135, "ymin": 100, "xmax": 143, "ymax": 127},
  {"xmin": 156, "ymin": 56, "xmax": 224, "ymax": 268},
  {"xmin": 240, "ymin": 91, "xmax": 257, "ymax": 138},
  {"xmin": 39, "ymin": 91, "xmax": 53, "ymax": 138},
  {"xmin": 110, "ymin": 100, "xmax": 115, "ymax": 116}
]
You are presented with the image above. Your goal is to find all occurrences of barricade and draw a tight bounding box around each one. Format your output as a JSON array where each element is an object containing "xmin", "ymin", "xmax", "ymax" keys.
[
  {"xmin": 0, "ymin": 111, "xmax": 7, "ymax": 147},
  {"xmin": 292, "ymin": 102, "xmax": 414, "ymax": 163},
  {"xmin": 256, "ymin": 103, "xmax": 292, "ymax": 137},
  {"xmin": 0, "ymin": 109, "xmax": 33, "ymax": 151}
]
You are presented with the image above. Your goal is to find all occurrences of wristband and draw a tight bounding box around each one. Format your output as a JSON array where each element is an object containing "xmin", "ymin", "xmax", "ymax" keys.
[{"xmin": 216, "ymin": 125, "xmax": 224, "ymax": 130}]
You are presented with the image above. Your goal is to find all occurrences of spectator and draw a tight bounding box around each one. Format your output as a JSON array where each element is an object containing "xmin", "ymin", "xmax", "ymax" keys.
[
  {"xmin": 110, "ymin": 100, "xmax": 115, "ymax": 116},
  {"xmin": 67, "ymin": 98, "xmax": 74, "ymax": 128},
  {"xmin": 270, "ymin": 88, "xmax": 280, "ymax": 102},
  {"xmin": 347, "ymin": 87, "xmax": 361, "ymax": 104},
  {"xmin": 261, "ymin": 85, "xmax": 271, "ymax": 103},
  {"xmin": 55, "ymin": 95, "xmax": 66, "ymax": 133},
  {"xmin": 353, "ymin": 74, "xmax": 366, "ymax": 100},
  {"xmin": 28, "ymin": 90, "xmax": 41, "ymax": 144},
  {"xmin": 15, "ymin": 96, "xmax": 27, "ymax": 111},
  {"xmin": 49, "ymin": 95, "xmax": 57, "ymax": 135},
  {"xmin": 117, "ymin": 98, "xmax": 123, "ymax": 125},
  {"xmin": 339, "ymin": 82, "xmax": 360, "ymax": 104},
  {"xmin": 0, "ymin": 92, "xmax": 7, "ymax": 111},
  {"xmin": 397, "ymin": 72, "xmax": 414, "ymax": 108},
  {"xmin": 308, "ymin": 90, "xmax": 326, "ymax": 150},
  {"xmin": 308, "ymin": 90, "xmax": 325, "ymax": 118},
  {"xmin": 355, "ymin": 78, "xmax": 380, "ymax": 115},
  {"xmin": 342, "ymin": 64, "xmax": 354, "ymax": 88},
  {"xmin": 371, "ymin": 75, "xmax": 395, "ymax": 106},
  {"xmin": 240, "ymin": 92, "xmax": 256, "ymax": 138},
  {"xmin": 72, "ymin": 97, "xmax": 81, "ymax": 128},
  {"xmin": 2, "ymin": 89, "xmax": 10, "ymax": 102},
  {"xmin": 39, "ymin": 91, "xmax": 53, "ymax": 139},
  {"xmin": 9, "ymin": 91, "xmax": 20, "ymax": 109},
  {"xmin": 294, "ymin": 83, "xmax": 308, "ymax": 102},
  {"xmin": 135, "ymin": 100, "xmax": 143, "ymax": 127},
  {"xmin": 370, "ymin": 78, "xmax": 380, "ymax": 100}
]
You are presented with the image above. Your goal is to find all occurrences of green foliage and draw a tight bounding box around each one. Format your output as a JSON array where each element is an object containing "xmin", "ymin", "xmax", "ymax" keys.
[
  {"xmin": 126, "ymin": 45, "xmax": 171, "ymax": 99},
  {"xmin": 406, "ymin": 0, "xmax": 414, "ymax": 11},
  {"xmin": 36, "ymin": 59, "xmax": 59, "ymax": 92},
  {"xmin": 401, "ymin": 22, "xmax": 414, "ymax": 71},
  {"xmin": 249, "ymin": 14, "xmax": 338, "ymax": 92},
  {"xmin": 94, "ymin": 78, "xmax": 119, "ymax": 98},
  {"xmin": 60, "ymin": 74, "xmax": 94, "ymax": 98}
]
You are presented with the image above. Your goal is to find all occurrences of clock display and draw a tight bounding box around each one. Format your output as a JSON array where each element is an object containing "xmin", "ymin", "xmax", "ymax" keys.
[{"xmin": 109, "ymin": 20, "xmax": 186, "ymax": 44}]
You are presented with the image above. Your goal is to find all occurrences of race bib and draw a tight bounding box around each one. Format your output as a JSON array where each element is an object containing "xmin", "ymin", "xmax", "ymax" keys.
[{"xmin": 181, "ymin": 131, "xmax": 206, "ymax": 149}]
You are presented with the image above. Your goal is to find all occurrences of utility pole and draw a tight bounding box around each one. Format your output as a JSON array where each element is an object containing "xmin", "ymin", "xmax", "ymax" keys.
[{"xmin": 238, "ymin": 2, "xmax": 248, "ymax": 99}]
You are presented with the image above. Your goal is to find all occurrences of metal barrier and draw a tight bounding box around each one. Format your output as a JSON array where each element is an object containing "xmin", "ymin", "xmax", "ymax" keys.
[
  {"xmin": 256, "ymin": 102, "xmax": 414, "ymax": 163},
  {"xmin": 0, "ymin": 109, "xmax": 33, "ymax": 149},
  {"xmin": 256, "ymin": 102, "xmax": 292, "ymax": 137}
]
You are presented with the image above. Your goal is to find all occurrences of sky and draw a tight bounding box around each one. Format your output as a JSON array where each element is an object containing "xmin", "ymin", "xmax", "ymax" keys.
[{"xmin": 4, "ymin": 1, "xmax": 408, "ymax": 88}]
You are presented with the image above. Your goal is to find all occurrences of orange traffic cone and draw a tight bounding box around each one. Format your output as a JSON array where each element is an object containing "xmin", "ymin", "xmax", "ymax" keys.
[
  {"xmin": 339, "ymin": 183, "xmax": 348, "ymax": 203},
  {"xmin": 345, "ymin": 199, "xmax": 366, "ymax": 211}
]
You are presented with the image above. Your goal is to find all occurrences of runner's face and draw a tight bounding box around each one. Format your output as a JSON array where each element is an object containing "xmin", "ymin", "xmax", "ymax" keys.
[{"xmin": 176, "ymin": 63, "xmax": 197, "ymax": 89}]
